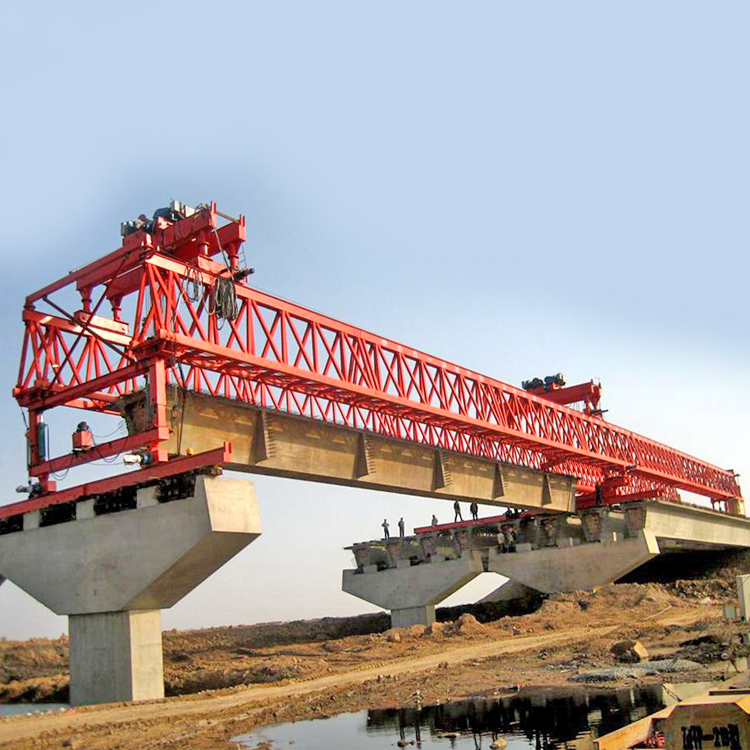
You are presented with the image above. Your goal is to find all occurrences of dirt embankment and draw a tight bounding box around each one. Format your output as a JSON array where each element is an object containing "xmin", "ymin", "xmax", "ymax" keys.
[
  {"xmin": 0, "ymin": 578, "xmax": 739, "ymax": 705},
  {"xmin": 1, "ymin": 581, "xmax": 749, "ymax": 750},
  {"xmin": 0, "ymin": 599, "xmax": 532, "ymax": 703}
]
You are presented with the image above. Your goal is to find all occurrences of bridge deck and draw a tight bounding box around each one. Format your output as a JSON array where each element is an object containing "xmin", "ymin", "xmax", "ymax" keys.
[{"xmin": 347, "ymin": 499, "xmax": 750, "ymax": 575}]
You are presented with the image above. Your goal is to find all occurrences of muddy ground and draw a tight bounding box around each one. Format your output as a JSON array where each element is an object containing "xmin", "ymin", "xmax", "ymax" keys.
[{"xmin": 1, "ymin": 578, "xmax": 749, "ymax": 750}]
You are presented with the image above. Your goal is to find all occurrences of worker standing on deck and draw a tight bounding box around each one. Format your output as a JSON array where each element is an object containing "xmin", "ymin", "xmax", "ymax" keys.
[
  {"xmin": 431, "ymin": 514, "xmax": 439, "ymax": 527},
  {"xmin": 398, "ymin": 517, "xmax": 405, "ymax": 538},
  {"xmin": 454, "ymin": 500, "xmax": 463, "ymax": 522},
  {"xmin": 382, "ymin": 519, "xmax": 390, "ymax": 539},
  {"xmin": 470, "ymin": 502, "xmax": 478, "ymax": 520}
]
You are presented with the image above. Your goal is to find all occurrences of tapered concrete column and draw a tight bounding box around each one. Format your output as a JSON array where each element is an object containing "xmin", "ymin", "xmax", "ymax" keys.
[
  {"xmin": 69, "ymin": 610, "xmax": 164, "ymax": 705},
  {"xmin": 0, "ymin": 475, "xmax": 261, "ymax": 705},
  {"xmin": 392, "ymin": 606, "xmax": 436, "ymax": 628},
  {"xmin": 342, "ymin": 551, "xmax": 483, "ymax": 627}
]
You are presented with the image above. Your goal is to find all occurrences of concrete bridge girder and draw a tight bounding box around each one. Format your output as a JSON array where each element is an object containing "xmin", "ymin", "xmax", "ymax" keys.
[
  {"xmin": 121, "ymin": 388, "xmax": 577, "ymax": 514},
  {"xmin": 0, "ymin": 476, "xmax": 261, "ymax": 706},
  {"xmin": 630, "ymin": 501, "xmax": 750, "ymax": 549},
  {"xmin": 342, "ymin": 551, "xmax": 484, "ymax": 627}
]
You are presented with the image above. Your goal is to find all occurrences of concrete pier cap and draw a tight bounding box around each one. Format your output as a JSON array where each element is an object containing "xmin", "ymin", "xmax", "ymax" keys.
[
  {"xmin": 487, "ymin": 531, "xmax": 661, "ymax": 594},
  {"xmin": 0, "ymin": 475, "xmax": 261, "ymax": 706},
  {"xmin": 342, "ymin": 550, "xmax": 484, "ymax": 627}
]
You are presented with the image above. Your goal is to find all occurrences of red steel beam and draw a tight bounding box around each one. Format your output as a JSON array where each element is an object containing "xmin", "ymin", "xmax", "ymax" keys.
[
  {"xmin": 29, "ymin": 428, "xmax": 166, "ymax": 477},
  {"xmin": 0, "ymin": 445, "xmax": 232, "ymax": 519},
  {"xmin": 147, "ymin": 283, "xmax": 736, "ymax": 502},
  {"xmin": 413, "ymin": 514, "xmax": 517, "ymax": 534},
  {"xmin": 528, "ymin": 381, "xmax": 602, "ymax": 412}
]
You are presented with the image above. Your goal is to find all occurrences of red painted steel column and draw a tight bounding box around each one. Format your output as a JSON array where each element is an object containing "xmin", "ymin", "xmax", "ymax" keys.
[{"xmin": 148, "ymin": 359, "xmax": 169, "ymax": 464}]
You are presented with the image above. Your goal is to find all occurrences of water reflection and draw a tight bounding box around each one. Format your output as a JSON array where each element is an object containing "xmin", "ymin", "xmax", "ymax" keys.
[
  {"xmin": 366, "ymin": 686, "xmax": 667, "ymax": 748},
  {"xmin": 0, "ymin": 703, "xmax": 68, "ymax": 718},
  {"xmin": 238, "ymin": 684, "xmax": 691, "ymax": 749}
]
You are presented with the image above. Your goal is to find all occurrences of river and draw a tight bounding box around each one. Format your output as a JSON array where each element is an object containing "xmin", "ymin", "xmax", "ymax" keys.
[{"xmin": 235, "ymin": 683, "xmax": 679, "ymax": 749}]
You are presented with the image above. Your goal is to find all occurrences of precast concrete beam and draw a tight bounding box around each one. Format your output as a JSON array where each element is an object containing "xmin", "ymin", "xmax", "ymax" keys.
[
  {"xmin": 120, "ymin": 389, "xmax": 576, "ymax": 513},
  {"xmin": 342, "ymin": 551, "xmax": 483, "ymax": 627},
  {"xmin": 0, "ymin": 475, "xmax": 261, "ymax": 705},
  {"xmin": 487, "ymin": 532, "xmax": 660, "ymax": 594},
  {"xmin": 627, "ymin": 501, "xmax": 750, "ymax": 549}
]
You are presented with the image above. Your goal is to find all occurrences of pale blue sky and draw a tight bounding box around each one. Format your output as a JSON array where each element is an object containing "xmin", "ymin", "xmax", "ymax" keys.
[{"xmin": 0, "ymin": 2, "xmax": 747, "ymax": 639}]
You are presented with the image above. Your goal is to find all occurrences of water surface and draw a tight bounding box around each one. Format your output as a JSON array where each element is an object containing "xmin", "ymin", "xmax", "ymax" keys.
[
  {"xmin": 236, "ymin": 684, "xmax": 676, "ymax": 749},
  {"xmin": 0, "ymin": 703, "xmax": 68, "ymax": 717}
]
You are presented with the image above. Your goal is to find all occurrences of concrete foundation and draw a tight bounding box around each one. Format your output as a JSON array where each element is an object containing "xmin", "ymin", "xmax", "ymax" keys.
[
  {"xmin": 0, "ymin": 475, "xmax": 261, "ymax": 705},
  {"xmin": 342, "ymin": 551, "xmax": 483, "ymax": 627},
  {"xmin": 69, "ymin": 610, "xmax": 164, "ymax": 705}
]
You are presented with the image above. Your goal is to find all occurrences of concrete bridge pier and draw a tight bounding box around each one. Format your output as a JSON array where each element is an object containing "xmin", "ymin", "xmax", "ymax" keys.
[
  {"xmin": 0, "ymin": 475, "xmax": 261, "ymax": 706},
  {"xmin": 487, "ymin": 531, "xmax": 661, "ymax": 593},
  {"xmin": 68, "ymin": 609, "xmax": 165, "ymax": 705},
  {"xmin": 342, "ymin": 550, "xmax": 484, "ymax": 627}
]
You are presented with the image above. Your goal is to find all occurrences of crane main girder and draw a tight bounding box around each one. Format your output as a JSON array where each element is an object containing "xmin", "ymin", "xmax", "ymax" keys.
[{"xmin": 11, "ymin": 203, "xmax": 743, "ymax": 514}]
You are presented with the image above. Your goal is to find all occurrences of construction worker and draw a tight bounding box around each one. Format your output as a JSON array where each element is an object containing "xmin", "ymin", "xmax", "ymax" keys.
[
  {"xmin": 398, "ymin": 517, "xmax": 405, "ymax": 538},
  {"xmin": 470, "ymin": 501, "xmax": 478, "ymax": 520},
  {"xmin": 502, "ymin": 524, "xmax": 517, "ymax": 552},
  {"xmin": 454, "ymin": 500, "xmax": 463, "ymax": 522},
  {"xmin": 431, "ymin": 514, "xmax": 439, "ymax": 527},
  {"xmin": 382, "ymin": 519, "xmax": 390, "ymax": 539},
  {"xmin": 499, "ymin": 525, "xmax": 513, "ymax": 552}
]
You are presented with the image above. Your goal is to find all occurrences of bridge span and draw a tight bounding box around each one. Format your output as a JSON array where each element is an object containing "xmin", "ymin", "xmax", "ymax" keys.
[
  {"xmin": 342, "ymin": 500, "xmax": 750, "ymax": 627},
  {"xmin": 2, "ymin": 390, "xmax": 747, "ymax": 704},
  {"xmin": 2, "ymin": 202, "xmax": 745, "ymax": 707}
]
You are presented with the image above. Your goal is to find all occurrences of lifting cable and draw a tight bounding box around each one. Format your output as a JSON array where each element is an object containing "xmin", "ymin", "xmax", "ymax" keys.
[
  {"xmin": 212, "ymin": 276, "xmax": 239, "ymax": 323},
  {"xmin": 210, "ymin": 225, "xmax": 239, "ymax": 325}
]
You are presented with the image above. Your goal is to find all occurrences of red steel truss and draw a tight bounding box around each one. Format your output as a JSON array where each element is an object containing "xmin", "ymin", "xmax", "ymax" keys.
[{"xmin": 10, "ymin": 203, "xmax": 744, "ymax": 515}]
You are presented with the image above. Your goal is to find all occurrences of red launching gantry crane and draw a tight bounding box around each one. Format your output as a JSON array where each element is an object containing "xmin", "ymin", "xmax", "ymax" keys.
[{"xmin": 3, "ymin": 201, "xmax": 743, "ymax": 520}]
